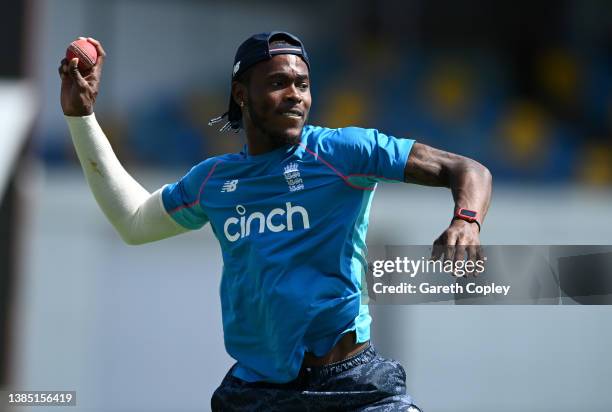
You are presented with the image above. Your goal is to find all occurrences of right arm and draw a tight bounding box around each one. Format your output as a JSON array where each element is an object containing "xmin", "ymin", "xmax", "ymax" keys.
[{"xmin": 59, "ymin": 38, "xmax": 189, "ymax": 244}]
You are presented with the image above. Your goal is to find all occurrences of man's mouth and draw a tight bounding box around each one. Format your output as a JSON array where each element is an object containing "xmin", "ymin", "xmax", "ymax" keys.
[{"xmin": 279, "ymin": 109, "xmax": 303, "ymax": 118}]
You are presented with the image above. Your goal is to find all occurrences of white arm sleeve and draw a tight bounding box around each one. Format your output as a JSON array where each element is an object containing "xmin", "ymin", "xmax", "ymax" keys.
[{"xmin": 65, "ymin": 113, "xmax": 189, "ymax": 245}]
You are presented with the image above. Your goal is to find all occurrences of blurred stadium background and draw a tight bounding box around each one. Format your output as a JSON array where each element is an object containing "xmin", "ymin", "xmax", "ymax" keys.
[{"xmin": 1, "ymin": 0, "xmax": 611, "ymax": 411}]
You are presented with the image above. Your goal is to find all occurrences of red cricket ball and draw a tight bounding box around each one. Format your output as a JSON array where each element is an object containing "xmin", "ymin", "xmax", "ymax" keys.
[{"xmin": 66, "ymin": 39, "xmax": 98, "ymax": 72}]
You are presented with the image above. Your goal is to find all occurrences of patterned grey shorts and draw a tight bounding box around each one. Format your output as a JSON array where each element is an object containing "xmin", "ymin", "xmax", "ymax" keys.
[{"xmin": 211, "ymin": 344, "xmax": 422, "ymax": 411}]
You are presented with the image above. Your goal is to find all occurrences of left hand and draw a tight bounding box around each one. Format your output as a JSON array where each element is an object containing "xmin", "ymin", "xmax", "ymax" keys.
[{"xmin": 431, "ymin": 219, "xmax": 483, "ymax": 276}]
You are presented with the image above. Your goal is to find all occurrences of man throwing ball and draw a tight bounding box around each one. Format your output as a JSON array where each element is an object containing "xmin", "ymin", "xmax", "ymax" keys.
[{"xmin": 59, "ymin": 32, "xmax": 492, "ymax": 411}]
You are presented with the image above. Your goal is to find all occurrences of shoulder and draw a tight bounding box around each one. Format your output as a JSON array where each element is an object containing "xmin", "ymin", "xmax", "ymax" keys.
[
  {"xmin": 187, "ymin": 152, "xmax": 243, "ymax": 176},
  {"xmin": 302, "ymin": 124, "xmax": 372, "ymax": 148},
  {"xmin": 163, "ymin": 153, "xmax": 240, "ymax": 199},
  {"xmin": 167, "ymin": 154, "xmax": 233, "ymax": 193},
  {"xmin": 183, "ymin": 158, "xmax": 219, "ymax": 180},
  {"xmin": 302, "ymin": 125, "xmax": 379, "ymax": 156},
  {"xmin": 303, "ymin": 124, "xmax": 372, "ymax": 140}
]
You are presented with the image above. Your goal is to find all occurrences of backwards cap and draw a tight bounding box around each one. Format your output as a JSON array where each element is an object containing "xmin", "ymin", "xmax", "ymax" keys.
[{"xmin": 209, "ymin": 31, "xmax": 310, "ymax": 132}]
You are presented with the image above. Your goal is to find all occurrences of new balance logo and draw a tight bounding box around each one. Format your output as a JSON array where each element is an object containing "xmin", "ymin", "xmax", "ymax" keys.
[
  {"xmin": 221, "ymin": 180, "xmax": 239, "ymax": 193},
  {"xmin": 223, "ymin": 203, "xmax": 311, "ymax": 242}
]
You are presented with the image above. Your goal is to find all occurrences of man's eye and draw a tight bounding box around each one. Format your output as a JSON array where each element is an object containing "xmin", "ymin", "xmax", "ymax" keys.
[
  {"xmin": 298, "ymin": 83, "xmax": 309, "ymax": 89},
  {"xmin": 271, "ymin": 81, "xmax": 283, "ymax": 87}
]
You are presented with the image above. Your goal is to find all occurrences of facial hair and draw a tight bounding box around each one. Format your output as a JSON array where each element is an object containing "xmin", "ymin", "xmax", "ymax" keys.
[{"xmin": 246, "ymin": 99, "xmax": 304, "ymax": 147}]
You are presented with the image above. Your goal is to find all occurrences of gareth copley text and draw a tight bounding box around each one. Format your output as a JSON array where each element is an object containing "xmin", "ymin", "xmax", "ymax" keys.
[{"xmin": 373, "ymin": 282, "xmax": 511, "ymax": 296}]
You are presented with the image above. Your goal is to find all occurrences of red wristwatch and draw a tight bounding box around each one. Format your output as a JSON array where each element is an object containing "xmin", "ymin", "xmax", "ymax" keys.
[{"xmin": 453, "ymin": 208, "xmax": 481, "ymax": 232}]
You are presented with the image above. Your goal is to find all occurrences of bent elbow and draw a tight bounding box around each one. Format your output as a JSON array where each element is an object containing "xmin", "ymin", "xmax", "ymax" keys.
[
  {"xmin": 114, "ymin": 214, "xmax": 149, "ymax": 246},
  {"xmin": 119, "ymin": 231, "xmax": 145, "ymax": 246},
  {"xmin": 466, "ymin": 158, "xmax": 492, "ymax": 185},
  {"xmin": 115, "ymin": 220, "xmax": 148, "ymax": 246},
  {"xmin": 481, "ymin": 164, "xmax": 493, "ymax": 186}
]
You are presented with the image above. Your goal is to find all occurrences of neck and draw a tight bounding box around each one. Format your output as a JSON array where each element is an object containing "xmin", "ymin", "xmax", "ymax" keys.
[
  {"xmin": 245, "ymin": 127, "xmax": 281, "ymax": 156},
  {"xmin": 244, "ymin": 122, "xmax": 298, "ymax": 156}
]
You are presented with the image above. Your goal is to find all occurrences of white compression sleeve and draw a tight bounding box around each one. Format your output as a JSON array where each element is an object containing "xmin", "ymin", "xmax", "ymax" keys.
[{"xmin": 65, "ymin": 113, "xmax": 189, "ymax": 244}]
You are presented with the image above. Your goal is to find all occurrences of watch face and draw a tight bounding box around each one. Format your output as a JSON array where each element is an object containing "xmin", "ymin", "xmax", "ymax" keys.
[{"xmin": 460, "ymin": 209, "xmax": 477, "ymax": 218}]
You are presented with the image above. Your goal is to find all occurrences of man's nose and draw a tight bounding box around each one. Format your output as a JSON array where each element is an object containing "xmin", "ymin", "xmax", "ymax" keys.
[{"xmin": 284, "ymin": 84, "xmax": 302, "ymax": 103}]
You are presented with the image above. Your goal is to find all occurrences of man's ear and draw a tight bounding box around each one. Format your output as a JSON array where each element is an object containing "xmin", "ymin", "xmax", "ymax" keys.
[{"xmin": 231, "ymin": 80, "xmax": 247, "ymax": 107}]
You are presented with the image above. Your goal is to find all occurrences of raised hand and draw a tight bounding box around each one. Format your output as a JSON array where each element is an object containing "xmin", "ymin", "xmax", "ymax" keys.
[{"xmin": 59, "ymin": 37, "xmax": 106, "ymax": 116}]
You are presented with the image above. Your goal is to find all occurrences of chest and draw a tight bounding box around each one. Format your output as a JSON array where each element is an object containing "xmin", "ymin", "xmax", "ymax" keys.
[
  {"xmin": 202, "ymin": 158, "xmax": 351, "ymax": 209},
  {"xmin": 200, "ymin": 158, "xmax": 362, "ymax": 244}
]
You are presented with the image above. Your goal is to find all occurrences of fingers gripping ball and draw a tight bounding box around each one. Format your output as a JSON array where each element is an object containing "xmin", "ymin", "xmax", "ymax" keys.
[{"xmin": 66, "ymin": 39, "xmax": 98, "ymax": 72}]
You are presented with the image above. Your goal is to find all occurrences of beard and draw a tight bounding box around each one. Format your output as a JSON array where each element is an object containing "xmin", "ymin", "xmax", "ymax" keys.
[{"xmin": 247, "ymin": 99, "xmax": 305, "ymax": 147}]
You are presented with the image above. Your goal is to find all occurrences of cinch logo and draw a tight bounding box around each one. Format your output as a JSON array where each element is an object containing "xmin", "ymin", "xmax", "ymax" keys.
[{"xmin": 223, "ymin": 202, "xmax": 310, "ymax": 242}]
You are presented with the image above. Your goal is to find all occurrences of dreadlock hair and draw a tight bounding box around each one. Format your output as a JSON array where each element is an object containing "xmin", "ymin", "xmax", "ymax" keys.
[{"xmin": 208, "ymin": 69, "xmax": 252, "ymax": 132}]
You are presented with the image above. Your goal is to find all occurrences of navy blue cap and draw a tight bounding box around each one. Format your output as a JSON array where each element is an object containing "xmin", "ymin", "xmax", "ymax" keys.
[{"xmin": 209, "ymin": 31, "xmax": 310, "ymax": 132}]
